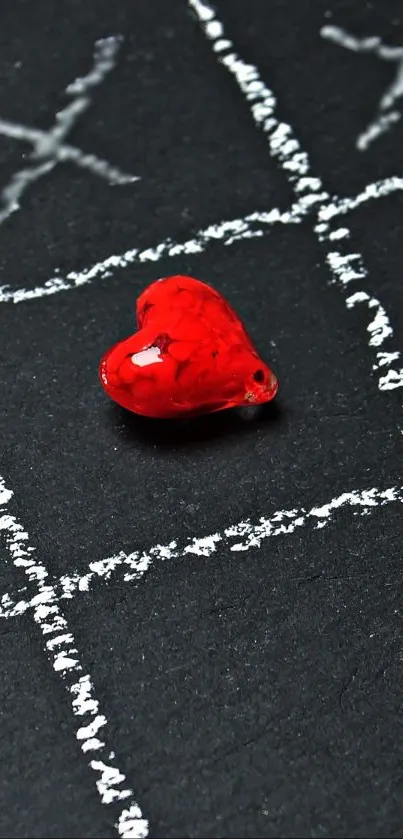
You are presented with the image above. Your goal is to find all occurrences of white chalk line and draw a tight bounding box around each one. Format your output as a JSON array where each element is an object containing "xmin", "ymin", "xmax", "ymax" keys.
[
  {"xmin": 319, "ymin": 176, "xmax": 403, "ymax": 220},
  {"xmin": 0, "ymin": 6, "xmax": 402, "ymax": 394},
  {"xmin": 1, "ymin": 175, "xmax": 402, "ymax": 304},
  {"xmin": 321, "ymin": 25, "xmax": 403, "ymax": 151},
  {"xmin": 0, "ymin": 36, "xmax": 139, "ymax": 229},
  {"xmin": 0, "ymin": 199, "xmax": 313, "ymax": 303},
  {"xmin": 1, "ymin": 484, "xmax": 402, "ymax": 621},
  {"xmin": 189, "ymin": 0, "xmax": 403, "ymax": 392},
  {"xmin": 0, "ymin": 19, "xmax": 402, "ymax": 392},
  {"xmin": 1, "ymin": 183, "xmax": 403, "ymax": 395},
  {"xmin": 0, "ymin": 477, "xmax": 148, "ymax": 839},
  {"xmin": 0, "ymin": 10, "xmax": 401, "ymax": 838}
]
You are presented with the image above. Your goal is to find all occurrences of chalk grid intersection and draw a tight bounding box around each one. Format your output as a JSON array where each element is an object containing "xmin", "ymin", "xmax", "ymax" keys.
[{"xmin": 1, "ymin": 0, "xmax": 402, "ymax": 835}]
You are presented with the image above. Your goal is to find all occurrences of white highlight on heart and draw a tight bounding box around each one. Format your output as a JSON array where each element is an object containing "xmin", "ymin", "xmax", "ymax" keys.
[{"xmin": 131, "ymin": 347, "xmax": 163, "ymax": 367}]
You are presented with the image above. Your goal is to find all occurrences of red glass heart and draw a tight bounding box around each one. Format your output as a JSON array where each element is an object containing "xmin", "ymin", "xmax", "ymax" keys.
[{"xmin": 99, "ymin": 275, "xmax": 278, "ymax": 419}]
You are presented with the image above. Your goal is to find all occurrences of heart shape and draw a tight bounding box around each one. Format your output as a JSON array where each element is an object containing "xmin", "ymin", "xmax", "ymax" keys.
[{"xmin": 99, "ymin": 275, "xmax": 278, "ymax": 419}]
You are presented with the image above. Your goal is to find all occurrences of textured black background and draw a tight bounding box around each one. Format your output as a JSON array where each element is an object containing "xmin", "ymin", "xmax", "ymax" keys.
[{"xmin": 0, "ymin": 1, "xmax": 403, "ymax": 837}]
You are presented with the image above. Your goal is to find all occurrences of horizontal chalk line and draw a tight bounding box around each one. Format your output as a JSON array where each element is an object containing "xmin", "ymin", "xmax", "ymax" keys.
[
  {"xmin": 0, "ymin": 177, "xmax": 402, "ymax": 305},
  {"xmin": 1, "ymin": 484, "xmax": 401, "ymax": 621},
  {"xmin": 0, "ymin": 201, "xmax": 310, "ymax": 303}
]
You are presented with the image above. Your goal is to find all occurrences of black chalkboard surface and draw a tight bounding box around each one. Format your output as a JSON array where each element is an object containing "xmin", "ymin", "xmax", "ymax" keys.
[{"xmin": 0, "ymin": 1, "xmax": 403, "ymax": 836}]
